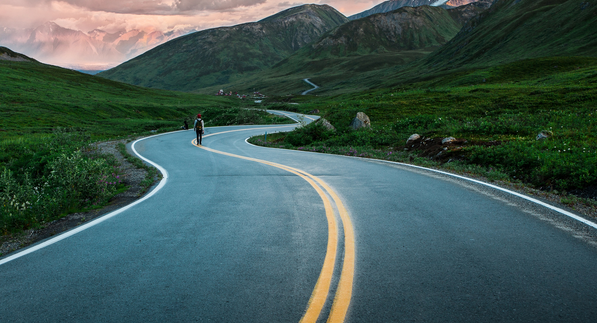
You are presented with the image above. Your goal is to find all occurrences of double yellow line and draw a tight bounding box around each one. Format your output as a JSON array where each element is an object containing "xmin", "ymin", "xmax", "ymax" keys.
[{"xmin": 193, "ymin": 128, "xmax": 355, "ymax": 322}]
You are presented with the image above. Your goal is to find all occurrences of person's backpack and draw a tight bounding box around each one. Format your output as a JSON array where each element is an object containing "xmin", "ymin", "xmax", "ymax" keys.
[{"xmin": 195, "ymin": 118, "xmax": 203, "ymax": 131}]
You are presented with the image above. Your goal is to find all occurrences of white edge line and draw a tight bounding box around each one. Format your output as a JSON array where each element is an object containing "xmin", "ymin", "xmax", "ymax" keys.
[
  {"xmin": 267, "ymin": 110, "xmax": 300, "ymax": 123},
  {"xmin": 244, "ymin": 138, "xmax": 597, "ymax": 231},
  {"xmin": 0, "ymin": 132, "xmax": 172, "ymax": 266},
  {"xmin": 266, "ymin": 110, "xmax": 319, "ymax": 122}
]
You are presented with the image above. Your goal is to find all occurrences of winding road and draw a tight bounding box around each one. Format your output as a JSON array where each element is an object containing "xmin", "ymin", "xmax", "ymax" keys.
[
  {"xmin": 302, "ymin": 79, "xmax": 320, "ymax": 95},
  {"xmin": 2, "ymin": 112, "xmax": 597, "ymax": 322}
]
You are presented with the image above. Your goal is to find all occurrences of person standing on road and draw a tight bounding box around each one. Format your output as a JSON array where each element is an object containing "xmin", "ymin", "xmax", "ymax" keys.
[{"xmin": 194, "ymin": 114, "xmax": 205, "ymax": 145}]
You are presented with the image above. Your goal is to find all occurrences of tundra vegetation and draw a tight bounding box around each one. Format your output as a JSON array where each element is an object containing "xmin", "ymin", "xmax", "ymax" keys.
[
  {"xmin": 250, "ymin": 56, "xmax": 597, "ymax": 198},
  {"xmin": 4, "ymin": 0, "xmax": 597, "ymax": 234}
]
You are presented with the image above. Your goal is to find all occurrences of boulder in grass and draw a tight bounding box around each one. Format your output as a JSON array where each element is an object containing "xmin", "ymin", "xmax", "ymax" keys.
[
  {"xmin": 349, "ymin": 112, "xmax": 371, "ymax": 130},
  {"xmin": 406, "ymin": 134, "xmax": 421, "ymax": 144},
  {"xmin": 315, "ymin": 118, "xmax": 336, "ymax": 131},
  {"xmin": 442, "ymin": 137, "xmax": 457, "ymax": 144},
  {"xmin": 536, "ymin": 130, "xmax": 553, "ymax": 141}
]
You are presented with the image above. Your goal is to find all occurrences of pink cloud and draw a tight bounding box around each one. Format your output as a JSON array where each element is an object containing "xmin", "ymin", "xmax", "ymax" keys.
[{"xmin": 0, "ymin": 0, "xmax": 383, "ymax": 68}]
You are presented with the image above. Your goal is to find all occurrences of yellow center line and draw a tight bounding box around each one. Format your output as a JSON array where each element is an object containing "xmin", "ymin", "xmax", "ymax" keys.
[{"xmin": 192, "ymin": 130, "xmax": 355, "ymax": 323}]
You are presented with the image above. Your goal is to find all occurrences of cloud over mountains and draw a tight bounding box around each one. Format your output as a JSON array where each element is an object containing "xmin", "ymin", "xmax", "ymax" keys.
[
  {"xmin": 0, "ymin": 0, "xmax": 383, "ymax": 68},
  {"xmin": 24, "ymin": 0, "xmax": 269, "ymax": 14}
]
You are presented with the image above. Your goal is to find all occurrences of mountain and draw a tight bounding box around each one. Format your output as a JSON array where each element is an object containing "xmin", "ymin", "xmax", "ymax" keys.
[
  {"xmin": 349, "ymin": 0, "xmax": 439, "ymax": 20},
  {"xmin": 0, "ymin": 46, "xmax": 37, "ymax": 62},
  {"xmin": 98, "ymin": 5, "xmax": 349, "ymax": 92},
  {"xmin": 348, "ymin": 0, "xmax": 487, "ymax": 20},
  {"xmin": 308, "ymin": 5, "xmax": 467, "ymax": 56},
  {"xmin": 201, "ymin": 2, "xmax": 492, "ymax": 95},
  {"xmin": 0, "ymin": 23, "xmax": 197, "ymax": 69},
  {"xmin": 422, "ymin": 0, "xmax": 597, "ymax": 70}
]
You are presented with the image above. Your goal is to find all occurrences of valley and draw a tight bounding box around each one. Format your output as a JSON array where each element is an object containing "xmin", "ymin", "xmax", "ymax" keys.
[
  {"xmin": 2, "ymin": 1, "xmax": 597, "ymax": 321},
  {"xmin": 3, "ymin": 0, "xmax": 597, "ymax": 231}
]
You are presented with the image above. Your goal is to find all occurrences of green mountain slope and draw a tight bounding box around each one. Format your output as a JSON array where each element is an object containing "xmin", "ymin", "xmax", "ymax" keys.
[
  {"xmin": 201, "ymin": 3, "xmax": 490, "ymax": 95},
  {"xmin": 98, "ymin": 4, "xmax": 348, "ymax": 92},
  {"xmin": 232, "ymin": 0, "xmax": 597, "ymax": 95},
  {"xmin": 423, "ymin": 0, "xmax": 597, "ymax": 70}
]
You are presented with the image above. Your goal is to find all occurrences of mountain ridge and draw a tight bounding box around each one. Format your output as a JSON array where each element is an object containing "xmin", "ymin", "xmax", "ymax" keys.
[
  {"xmin": 98, "ymin": 4, "xmax": 349, "ymax": 91},
  {"xmin": 196, "ymin": 2, "xmax": 492, "ymax": 95},
  {"xmin": 0, "ymin": 46, "xmax": 37, "ymax": 62},
  {"xmin": 348, "ymin": 0, "xmax": 483, "ymax": 20}
]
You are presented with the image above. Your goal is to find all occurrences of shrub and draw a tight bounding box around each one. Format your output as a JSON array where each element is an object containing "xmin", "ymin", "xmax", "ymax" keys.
[
  {"xmin": 0, "ymin": 130, "xmax": 123, "ymax": 233},
  {"xmin": 285, "ymin": 122, "xmax": 335, "ymax": 146}
]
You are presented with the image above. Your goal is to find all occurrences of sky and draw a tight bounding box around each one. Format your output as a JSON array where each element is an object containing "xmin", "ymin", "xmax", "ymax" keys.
[{"xmin": 0, "ymin": 0, "xmax": 383, "ymax": 35}]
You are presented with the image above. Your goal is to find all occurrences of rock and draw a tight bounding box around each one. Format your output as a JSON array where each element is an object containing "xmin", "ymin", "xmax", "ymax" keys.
[
  {"xmin": 536, "ymin": 130, "xmax": 553, "ymax": 141},
  {"xmin": 315, "ymin": 118, "xmax": 336, "ymax": 131},
  {"xmin": 349, "ymin": 112, "xmax": 371, "ymax": 130},
  {"xmin": 309, "ymin": 109, "xmax": 320, "ymax": 114},
  {"xmin": 406, "ymin": 134, "xmax": 421, "ymax": 144},
  {"xmin": 442, "ymin": 137, "xmax": 456, "ymax": 144}
]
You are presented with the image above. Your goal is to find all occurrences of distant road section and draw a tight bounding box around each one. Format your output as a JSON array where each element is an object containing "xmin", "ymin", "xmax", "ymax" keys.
[{"xmin": 302, "ymin": 78, "xmax": 320, "ymax": 95}]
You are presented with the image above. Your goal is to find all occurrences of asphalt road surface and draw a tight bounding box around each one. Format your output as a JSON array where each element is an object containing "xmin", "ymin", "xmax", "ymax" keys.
[{"xmin": 2, "ymin": 112, "xmax": 597, "ymax": 322}]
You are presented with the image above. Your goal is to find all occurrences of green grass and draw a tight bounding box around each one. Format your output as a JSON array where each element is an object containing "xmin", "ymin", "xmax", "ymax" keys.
[
  {"xmin": 0, "ymin": 129, "xmax": 125, "ymax": 233},
  {"xmin": 249, "ymin": 57, "xmax": 597, "ymax": 195},
  {"xmin": 0, "ymin": 60, "xmax": 248, "ymax": 140}
]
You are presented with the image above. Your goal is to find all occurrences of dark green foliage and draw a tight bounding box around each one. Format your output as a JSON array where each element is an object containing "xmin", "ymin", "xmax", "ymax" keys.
[
  {"xmin": 0, "ymin": 129, "xmax": 123, "ymax": 233},
  {"xmin": 285, "ymin": 122, "xmax": 335, "ymax": 146},
  {"xmin": 468, "ymin": 140, "xmax": 597, "ymax": 190}
]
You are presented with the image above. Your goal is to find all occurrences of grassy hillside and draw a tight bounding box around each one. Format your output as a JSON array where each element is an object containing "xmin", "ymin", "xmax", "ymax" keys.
[
  {"xmin": 423, "ymin": 0, "xmax": 597, "ymax": 69},
  {"xmin": 0, "ymin": 60, "xmax": 250, "ymax": 140},
  {"xmin": 98, "ymin": 4, "xmax": 348, "ymax": 92},
  {"xmin": 199, "ymin": 4, "xmax": 489, "ymax": 95}
]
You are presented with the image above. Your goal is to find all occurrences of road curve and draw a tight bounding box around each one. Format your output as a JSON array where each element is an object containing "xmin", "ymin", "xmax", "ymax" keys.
[
  {"xmin": 2, "ymin": 115, "xmax": 597, "ymax": 322},
  {"xmin": 302, "ymin": 79, "xmax": 320, "ymax": 95}
]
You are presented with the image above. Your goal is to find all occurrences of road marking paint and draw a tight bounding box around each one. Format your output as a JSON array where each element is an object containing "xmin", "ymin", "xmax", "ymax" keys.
[
  {"xmin": 314, "ymin": 180, "xmax": 354, "ymax": 323},
  {"xmin": 267, "ymin": 110, "xmax": 317, "ymax": 122},
  {"xmin": 247, "ymin": 137, "xmax": 597, "ymax": 231},
  {"xmin": 193, "ymin": 137, "xmax": 355, "ymax": 323}
]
